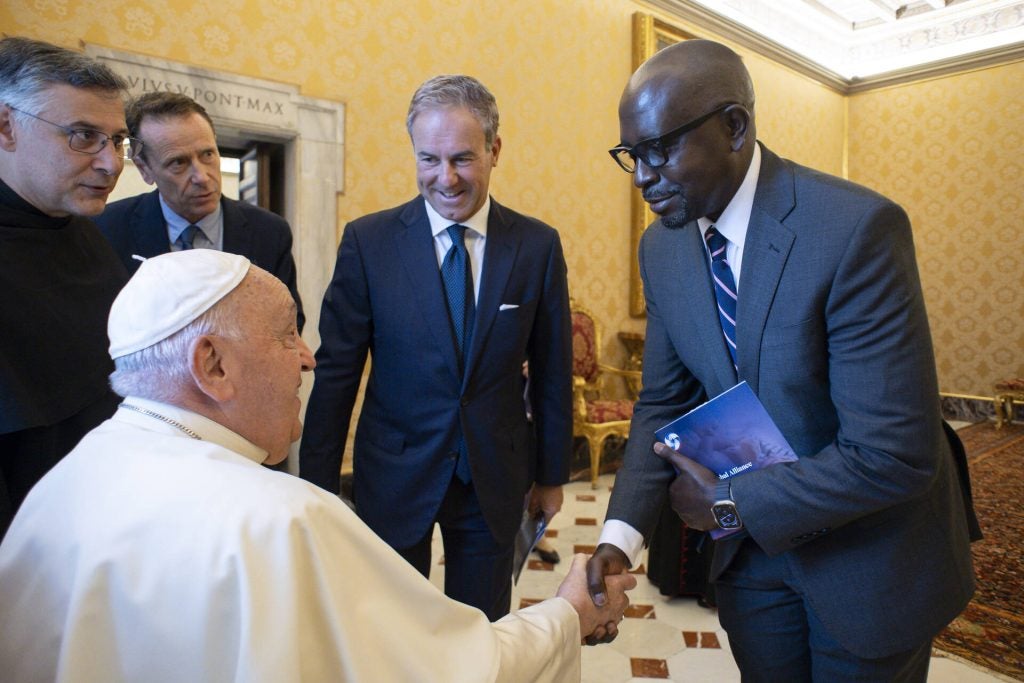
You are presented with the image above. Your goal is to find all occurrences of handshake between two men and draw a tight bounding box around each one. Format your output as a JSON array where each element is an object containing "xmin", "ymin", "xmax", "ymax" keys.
[{"xmin": 557, "ymin": 553, "xmax": 636, "ymax": 645}]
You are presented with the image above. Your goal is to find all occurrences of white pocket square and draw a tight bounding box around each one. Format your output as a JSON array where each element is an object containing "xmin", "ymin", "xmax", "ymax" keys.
[{"xmin": 499, "ymin": 303, "xmax": 520, "ymax": 311}]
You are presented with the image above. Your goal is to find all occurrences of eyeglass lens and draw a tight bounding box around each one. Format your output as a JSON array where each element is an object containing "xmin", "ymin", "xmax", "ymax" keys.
[{"xmin": 609, "ymin": 104, "xmax": 735, "ymax": 173}]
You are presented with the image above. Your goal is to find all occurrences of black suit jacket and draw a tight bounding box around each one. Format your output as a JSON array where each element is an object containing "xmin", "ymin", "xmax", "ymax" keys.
[
  {"xmin": 300, "ymin": 197, "xmax": 573, "ymax": 548},
  {"xmin": 94, "ymin": 190, "xmax": 304, "ymax": 331}
]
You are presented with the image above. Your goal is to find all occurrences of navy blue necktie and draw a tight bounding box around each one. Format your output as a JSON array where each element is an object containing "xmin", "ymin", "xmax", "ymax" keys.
[
  {"xmin": 441, "ymin": 224, "xmax": 475, "ymax": 483},
  {"xmin": 705, "ymin": 226, "xmax": 738, "ymax": 370},
  {"xmin": 441, "ymin": 224, "xmax": 475, "ymax": 364},
  {"xmin": 178, "ymin": 224, "xmax": 200, "ymax": 250}
]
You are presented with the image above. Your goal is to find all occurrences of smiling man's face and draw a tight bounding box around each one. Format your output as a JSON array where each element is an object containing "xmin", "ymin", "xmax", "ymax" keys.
[{"xmin": 411, "ymin": 105, "xmax": 500, "ymax": 224}]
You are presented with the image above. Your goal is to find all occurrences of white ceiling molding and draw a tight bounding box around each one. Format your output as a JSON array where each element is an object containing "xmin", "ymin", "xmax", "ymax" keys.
[{"xmin": 642, "ymin": 0, "xmax": 1024, "ymax": 92}]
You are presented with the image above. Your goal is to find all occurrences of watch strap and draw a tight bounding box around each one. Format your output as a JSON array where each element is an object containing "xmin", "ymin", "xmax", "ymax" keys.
[{"xmin": 714, "ymin": 480, "xmax": 732, "ymax": 503}]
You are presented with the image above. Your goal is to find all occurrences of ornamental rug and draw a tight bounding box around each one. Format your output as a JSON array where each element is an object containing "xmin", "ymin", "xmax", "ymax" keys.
[{"xmin": 933, "ymin": 421, "xmax": 1024, "ymax": 680}]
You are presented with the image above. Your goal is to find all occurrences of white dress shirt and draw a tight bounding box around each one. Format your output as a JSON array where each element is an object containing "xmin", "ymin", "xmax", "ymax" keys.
[
  {"xmin": 424, "ymin": 196, "xmax": 489, "ymax": 303},
  {"xmin": 160, "ymin": 193, "xmax": 224, "ymax": 252}
]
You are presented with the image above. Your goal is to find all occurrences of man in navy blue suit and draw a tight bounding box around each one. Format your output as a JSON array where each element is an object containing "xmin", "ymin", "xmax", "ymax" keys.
[
  {"xmin": 300, "ymin": 75, "xmax": 573, "ymax": 621},
  {"xmin": 94, "ymin": 92, "xmax": 303, "ymax": 331}
]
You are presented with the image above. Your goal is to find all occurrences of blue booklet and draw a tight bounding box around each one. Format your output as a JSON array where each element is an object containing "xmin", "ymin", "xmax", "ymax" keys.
[
  {"xmin": 655, "ymin": 381, "xmax": 797, "ymax": 539},
  {"xmin": 512, "ymin": 508, "xmax": 548, "ymax": 584}
]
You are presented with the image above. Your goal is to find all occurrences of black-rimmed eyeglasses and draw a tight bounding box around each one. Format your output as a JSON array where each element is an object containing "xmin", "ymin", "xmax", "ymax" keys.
[
  {"xmin": 608, "ymin": 103, "xmax": 736, "ymax": 173},
  {"xmin": 7, "ymin": 104, "xmax": 142, "ymax": 159}
]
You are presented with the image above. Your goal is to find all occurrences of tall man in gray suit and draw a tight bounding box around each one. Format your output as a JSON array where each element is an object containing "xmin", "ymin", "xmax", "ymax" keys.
[
  {"xmin": 94, "ymin": 92, "xmax": 303, "ymax": 331},
  {"xmin": 300, "ymin": 75, "xmax": 573, "ymax": 621},
  {"xmin": 586, "ymin": 40, "xmax": 977, "ymax": 679}
]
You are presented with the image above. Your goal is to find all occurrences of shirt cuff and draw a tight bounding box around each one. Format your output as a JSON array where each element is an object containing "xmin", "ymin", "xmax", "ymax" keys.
[{"xmin": 597, "ymin": 519, "xmax": 645, "ymax": 567}]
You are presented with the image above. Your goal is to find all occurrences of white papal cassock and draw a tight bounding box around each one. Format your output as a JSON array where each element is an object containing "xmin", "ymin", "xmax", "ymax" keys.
[{"xmin": 0, "ymin": 399, "xmax": 581, "ymax": 682}]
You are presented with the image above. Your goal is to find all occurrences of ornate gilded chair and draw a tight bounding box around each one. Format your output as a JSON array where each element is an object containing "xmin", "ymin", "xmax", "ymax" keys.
[
  {"xmin": 994, "ymin": 377, "xmax": 1024, "ymax": 429},
  {"xmin": 571, "ymin": 299, "xmax": 641, "ymax": 488}
]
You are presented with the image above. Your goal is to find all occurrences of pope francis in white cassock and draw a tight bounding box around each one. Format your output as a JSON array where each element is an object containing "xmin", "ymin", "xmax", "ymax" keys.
[{"xmin": 0, "ymin": 250, "xmax": 633, "ymax": 683}]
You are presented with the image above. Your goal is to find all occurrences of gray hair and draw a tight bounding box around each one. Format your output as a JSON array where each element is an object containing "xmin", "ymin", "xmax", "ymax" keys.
[
  {"xmin": 109, "ymin": 297, "xmax": 235, "ymax": 402},
  {"xmin": 406, "ymin": 75, "xmax": 499, "ymax": 146},
  {"xmin": 0, "ymin": 36, "xmax": 128, "ymax": 117},
  {"xmin": 126, "ymin": 92, "xmax": 216, "ymax": 162}
]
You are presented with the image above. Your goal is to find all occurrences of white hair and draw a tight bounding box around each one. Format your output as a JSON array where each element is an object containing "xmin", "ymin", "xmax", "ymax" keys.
[{"xmin": 109, "ymin": 297, "xmax": 235, "ymax": 401}]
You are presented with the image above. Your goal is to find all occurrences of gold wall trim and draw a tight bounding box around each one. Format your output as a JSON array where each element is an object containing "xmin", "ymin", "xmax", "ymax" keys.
[
  {"xmin": 642, "ymin": 0, "xmax": 1024, "ymax": 95},
  {"xmin": 628, "ymin": 13, "xmax": 698, "ymax": 317}
]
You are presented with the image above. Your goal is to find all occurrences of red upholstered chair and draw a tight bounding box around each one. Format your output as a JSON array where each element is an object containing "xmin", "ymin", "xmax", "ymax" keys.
[{"xmin": 571, "ymin": 299, "xmax": 641, "ymax": 488}]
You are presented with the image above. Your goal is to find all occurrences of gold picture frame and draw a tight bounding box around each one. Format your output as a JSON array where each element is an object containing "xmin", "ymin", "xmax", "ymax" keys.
[{"xmin": 628, "ymin": 13, "xmax": 696, "ymax": 317}]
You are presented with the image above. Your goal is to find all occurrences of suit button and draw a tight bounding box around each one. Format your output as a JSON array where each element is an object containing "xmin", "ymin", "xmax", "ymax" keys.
[
  {"xmin": 447, "ymin": 451, "xmax": 457, "ymax": 460},
  {"xmin": 460, "ymin": 398, "xmax": 470, "ymax": 407}
]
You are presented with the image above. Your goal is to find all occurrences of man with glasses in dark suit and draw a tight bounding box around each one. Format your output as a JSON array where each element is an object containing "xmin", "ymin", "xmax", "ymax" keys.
[
  {"xmin": 587, "ymin": 39, "xmax": 977, "ymax": 680},
  {"xmin": 0, "ymin": 36, "xmax": 131, "ymax": 535}
]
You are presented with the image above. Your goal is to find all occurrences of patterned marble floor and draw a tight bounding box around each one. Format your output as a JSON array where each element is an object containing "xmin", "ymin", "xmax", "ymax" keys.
[{"xmin": 428, "ymin": 464, "xmax": 1007, "ymax": 681}]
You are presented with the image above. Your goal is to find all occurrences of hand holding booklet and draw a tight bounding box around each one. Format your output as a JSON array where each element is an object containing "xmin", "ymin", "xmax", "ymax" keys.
[{"xmin": 655, "ymin": 381, "xmax": 797, "ymax": 539}]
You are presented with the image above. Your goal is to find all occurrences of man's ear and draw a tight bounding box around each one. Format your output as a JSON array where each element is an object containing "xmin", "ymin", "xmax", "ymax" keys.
[
  {"xmin": 0, "ymin": 105, "xmax": 18, "ymax": 152},
  {"xmin": 132, "ymin": 153, "xmax": 158, "ymax": 186},
  {"xmin": 489, "ymin": 134, "xmax": 502, "ymax": 167},
  {"xmin": 725, "ymin": 106, "xmax": 751, "ymax": 152},
  {"xmin": 189, "ymin": 335, "xmax": 236, "ymax": 402}
]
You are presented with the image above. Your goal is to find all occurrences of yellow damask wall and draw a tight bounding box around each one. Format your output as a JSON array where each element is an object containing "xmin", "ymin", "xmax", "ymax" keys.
[
  {"xmin": 2, "ymin": 0, "xmax": 640, "ymax": 363},
  {"xmin": 4, "ymin": 0, "xmax": 1010, "ymax": 396},
  {"xmin": 847, "ymin": 62, "xmax": 1024, "ymax": 396},
  {"xmin": 0, "ymin": 0, "xmax": 844, "ymax": 366}
]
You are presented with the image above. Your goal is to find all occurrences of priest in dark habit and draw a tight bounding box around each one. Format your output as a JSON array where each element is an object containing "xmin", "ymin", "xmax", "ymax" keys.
[{"xmin": 0, "ymin": 36, "xmax": 131, "ymax": 535}]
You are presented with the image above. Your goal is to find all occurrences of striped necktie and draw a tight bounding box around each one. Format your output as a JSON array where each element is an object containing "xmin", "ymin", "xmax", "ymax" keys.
[{"xmin": 705, "ymin": 226, "xmax": 738, "ymax": 369}]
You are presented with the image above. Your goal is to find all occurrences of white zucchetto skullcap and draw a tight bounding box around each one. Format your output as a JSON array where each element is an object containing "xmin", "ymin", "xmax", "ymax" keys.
[{"xmin": 108, "ymin": 250, "xmax": 251, "ymax": 359}]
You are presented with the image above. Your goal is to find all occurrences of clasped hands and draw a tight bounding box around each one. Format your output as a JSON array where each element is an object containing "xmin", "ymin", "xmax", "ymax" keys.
[
  {"xmin": 557, "ymin": 553, "xmax": 636, "ymax": 645},
  {"xmin": 537, "ymin": 484, "xmax": 636, "ymax": 644},
  {"xmin": 582, "ymin": 441, "xmax": 721, "ymax": 643}
]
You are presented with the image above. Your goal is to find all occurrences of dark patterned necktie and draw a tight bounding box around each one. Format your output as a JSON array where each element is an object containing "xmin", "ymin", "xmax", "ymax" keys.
[
  {"xmin": 441, "ymin": 224, "xmax": 476, "ymax": 483},
  {"xmin": 178, "ymin": 224, "xmax": 200, "ymax": 250},
  {"xmin": 441, "ymin": 224, "xmax": 475, "ymax": 363},
  {"xmin": 705, "ymin": 226, "xmax": 738, "ymax": 369}
]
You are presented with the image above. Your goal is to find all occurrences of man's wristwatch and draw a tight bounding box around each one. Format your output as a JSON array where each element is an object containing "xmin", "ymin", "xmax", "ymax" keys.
[{"xmin": 711, "ymin": 480, "xmax": 743, "ymax": 530}]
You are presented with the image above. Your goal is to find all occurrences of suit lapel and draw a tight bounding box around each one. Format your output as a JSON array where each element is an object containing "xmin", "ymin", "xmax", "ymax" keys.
[
  {"xmin": 464, "ymin": 200, "xmax": 517, "ymax": 388},
  {"xmin": 393, "ymin": 199, "xmax": 463, "ymax": 384},
  {"xmin": 736, "ymin": 147, "xmax": 796, "ymax": 394},
  {"xmin": 135, "ymin": 190, "xmax": 173, "ymax": 258},
  {"xmin": 220, "ymin": 198, "xmax": 250, "ymax": 254}
]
